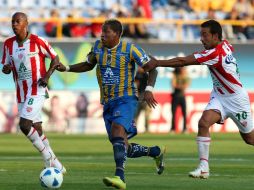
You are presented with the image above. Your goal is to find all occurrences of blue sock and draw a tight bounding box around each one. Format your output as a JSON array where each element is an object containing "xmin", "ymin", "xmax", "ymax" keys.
[
  {"xmin": 148, "ymin": 146, "xmax": 161, "ymax": 157},
  {"xmin": 111, "ymin": 137, "xmax": 126, "ymax": 182},
  {"xmin": 127, "ymin": 143, "xmax": 160, "ymax": 158}
]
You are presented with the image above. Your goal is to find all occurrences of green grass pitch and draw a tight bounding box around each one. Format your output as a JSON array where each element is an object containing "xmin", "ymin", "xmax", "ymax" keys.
[{"xmin": 0, "ymin": 133, "xmax": 254, "ymax": 190}]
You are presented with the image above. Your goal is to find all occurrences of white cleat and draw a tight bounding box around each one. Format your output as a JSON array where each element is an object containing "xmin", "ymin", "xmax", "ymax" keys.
[
  {"xmin": 60, "ymin": 165, "xmax": 67, "ymax": 175},
  {"xmin": 189, "ymin": 165, "xmax": 209, "ymax": 179},
  {"xmin": 52, "ymin": 157, "xmax": 67, "ymax": 174}
]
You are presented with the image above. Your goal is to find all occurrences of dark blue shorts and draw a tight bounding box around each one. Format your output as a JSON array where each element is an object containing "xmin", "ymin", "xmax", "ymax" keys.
[{"xmin": 103, "ymin": 96, "xmax": 138, "ymax": 140}]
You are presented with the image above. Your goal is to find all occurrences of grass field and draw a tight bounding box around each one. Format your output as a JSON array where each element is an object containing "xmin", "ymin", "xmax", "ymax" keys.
[{"xmin": 0, "ymin": 133, "xmax": 254, "ymax": 190}]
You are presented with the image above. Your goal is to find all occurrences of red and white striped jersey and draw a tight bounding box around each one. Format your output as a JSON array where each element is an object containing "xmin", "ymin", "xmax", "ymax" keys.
[
  {"xmin": 1, "ymin": 33, "xmax": 57, "ymax": 103},
  {"xmin": 194, "ymin": 40, "xmax": 243, "ymax": 96}
]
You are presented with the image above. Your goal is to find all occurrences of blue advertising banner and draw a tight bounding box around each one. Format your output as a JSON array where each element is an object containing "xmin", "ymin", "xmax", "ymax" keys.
[{"xmin": 0, "ymin": 41, "xmax": 253, "ymax": 91}]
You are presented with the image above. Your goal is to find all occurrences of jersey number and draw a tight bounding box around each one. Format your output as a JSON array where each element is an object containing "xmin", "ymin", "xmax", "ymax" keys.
[
  {"xmin": 236, "ymin": 111, "xmax": 247, "ymax": 121},
  {"xmin": 28, "ymin": 98, "xmax": 34, "ymax": 105}
]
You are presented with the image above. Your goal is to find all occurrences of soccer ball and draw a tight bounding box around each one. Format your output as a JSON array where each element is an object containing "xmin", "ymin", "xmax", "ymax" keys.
[{"xmin": 39, "ymin": 167, "xmax": 63, "ymax": 189}]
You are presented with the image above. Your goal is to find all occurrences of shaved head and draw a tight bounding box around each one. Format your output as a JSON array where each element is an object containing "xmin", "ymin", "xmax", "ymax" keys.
[
  {"xmin": 12, "ymin": 12, "xmax": 28, "ymax": 22},
  {"xmin": 11, "ymin": 12, "xmax": 29, "ymax": 41}
]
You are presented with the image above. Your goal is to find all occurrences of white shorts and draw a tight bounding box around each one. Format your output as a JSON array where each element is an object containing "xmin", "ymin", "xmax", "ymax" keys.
[
  {"xmin": 18, "ymin": 95, "xmax": 46, "ymax": 123},
  {"xmin": 205, "ymin": 90, "xmax": 253, "ymax": 133}
]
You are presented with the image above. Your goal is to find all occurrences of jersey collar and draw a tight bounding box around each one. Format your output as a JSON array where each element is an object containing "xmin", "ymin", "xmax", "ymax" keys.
[
  {"xmin": 108, "ymin": 40, "xmax": 121, "ymax": 50},
  {"xmin": 17, "ymin": 32, "xmax": 31, "ymax": 46}
]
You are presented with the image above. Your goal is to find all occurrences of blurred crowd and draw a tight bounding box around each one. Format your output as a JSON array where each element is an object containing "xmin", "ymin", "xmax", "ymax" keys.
[
  {"xmin": 0, "ymin": 0, "xmax": 254, "ymax": 41},
  {"xmin": 0, "ymin": 92, "xmax": 91, "ymax": 133}
]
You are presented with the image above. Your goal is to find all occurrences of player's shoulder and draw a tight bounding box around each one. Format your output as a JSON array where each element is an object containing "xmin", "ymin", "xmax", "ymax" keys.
[
  {"xmin": 119, "ymin": 40, "xmax": 133, "ymax": 52},
  {"xmin": 4, "ymin": 35, "xmax": 16, "ymax": 44},
  {"xmin": 30, "ymin": 33, "xmax": 43, "ymax": 41},
  {"xmin": 132, "ymin": 42, "xmax": 145, "ymax": 53},
  {"xmin": 93, "ymin": 39, "xmax": 103, "ymax": 50},
  {"xmin": 29, "ymin": 34, "xmax": 50, "ymax": 45},
  {"xmin": 221, "ymin": 39, "xmax": 234, "ymax": 52}
]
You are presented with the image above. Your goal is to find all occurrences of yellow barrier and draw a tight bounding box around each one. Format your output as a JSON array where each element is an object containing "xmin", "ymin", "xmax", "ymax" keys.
[{"xmin": 1, "ymin": 17, "xmax": 253, "ymax": 40}]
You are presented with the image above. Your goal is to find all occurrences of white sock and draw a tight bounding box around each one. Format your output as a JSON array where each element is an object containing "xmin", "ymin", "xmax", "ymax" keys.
[
  {"xmin": 196, "ymin": 136, "xmax": 211, "ymax": 168},
  {"xmin": 27, "ymin": 127, "xmax": 51, "ymax": 160},
  {"xmin": 41, "ymin": 134, "xmax": 63, "ymax": 169},
  {"xmin": 41, "ymin": 134, "xmax": 56, "ymax": 158}
]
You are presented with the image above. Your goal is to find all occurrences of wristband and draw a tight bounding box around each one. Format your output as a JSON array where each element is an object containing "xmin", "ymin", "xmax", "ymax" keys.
[
  {"xmin": 145, "ymin": 85, "xmax": 154, "ymax": 92},
  {"xmin": 65, "ymin": 65, "xmax": 70, "ymax": 72}
]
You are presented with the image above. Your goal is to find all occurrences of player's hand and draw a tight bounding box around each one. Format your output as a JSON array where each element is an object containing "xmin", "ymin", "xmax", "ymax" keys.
[
  {"xmin": 2, "ymin": 64, "xmax": 12, "ymax": 74},
  {"xmin": 38, "ymin": 77, "xmax": 48, "ymax": 88},
  {"xmin": 142, "ymin": 55, "xmax": 158, "ymax": 72},
  {"xmin": 143, "ymin": 91, "xmax": 157, "ymax": 109},
  {"xmin": 56, "ymin": 62, "xmax": 67, "ymax": 72}
]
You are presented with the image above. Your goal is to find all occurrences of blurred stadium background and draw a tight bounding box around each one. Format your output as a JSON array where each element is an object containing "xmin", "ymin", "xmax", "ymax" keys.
[{"xmin": 0, "ymin": 0, "xmax": 254, "ymax": 134}]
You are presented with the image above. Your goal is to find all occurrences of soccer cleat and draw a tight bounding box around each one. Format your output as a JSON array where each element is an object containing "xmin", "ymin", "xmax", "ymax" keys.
[
  {"xmin": 52, "ymin": 157, "xmax": 67, "ymax": 174},
  {"xmin": 60, "ymin": 165, "xmax": 67, "ymax": 174},
  {"xmin": 103, "ymin": 176, "xmax": 126, "ymax": 190},
  {"xmin": 44, "ymin": 156, "xmax": 67, "ymax": 174},
  {"xmin": 154, "ymin": 146, "xmax": 166, "ymax": 175},
  {"xmin": 189, "ymin": 165, "xmax": 209, "ymax": 179}
]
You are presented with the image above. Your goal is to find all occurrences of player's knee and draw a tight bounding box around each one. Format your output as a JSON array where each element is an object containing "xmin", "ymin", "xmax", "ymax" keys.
[
  {"xmin": 243, "ymin": 137, "xmax": 254, "ymax": 145},
  {"xmin": 198, "ymin": 118, "xmax": 210, "ymax": 129},
  {"xmin": 19, "ymin": 117, "xmax": 33, "ymax": 135},
  {"xmin": 33, "ymin": 122, "xmax": 43, "ymax": 136}
]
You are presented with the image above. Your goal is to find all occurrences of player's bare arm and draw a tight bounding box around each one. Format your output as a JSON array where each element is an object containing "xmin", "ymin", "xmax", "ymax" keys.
[
  {"xmin": 2, "ymin": 64, "xmax": 12, "ymax": 74},
  {"xmin": 57, "ymin": 51, "xmax": 97, "ymax": 73},
  {"xmin": 142, "ymin": 59, "xmax": 158, "ymax": 108},
  {"xmin": 143, "ymin": 54, "xmax": 199, "ymax": 72},
  {"xmin": 38, "ymin": 55, "xmax": 60, "ymax": 87}
]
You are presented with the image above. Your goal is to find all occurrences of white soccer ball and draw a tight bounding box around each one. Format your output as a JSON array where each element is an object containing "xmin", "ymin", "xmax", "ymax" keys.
[{"xmin": 39, "ymin": 167, "xmax": 63, "ymax": 189}]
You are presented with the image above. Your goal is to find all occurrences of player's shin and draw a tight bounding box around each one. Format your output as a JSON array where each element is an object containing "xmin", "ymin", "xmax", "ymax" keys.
[
  {"xmin": 197, "ymin": 136, "xmax": 211, "ymax": 168},
  {"xmin": 26, "ymin": 127, "xmax": 51, "ymax": 161},
  {"xmin": 40, "ymin": 134, "xmax": 65, "ymax": 172},
  {"xmin": 41, "ymin": 134, "xmax": 56, "ymax": 158},
  {"xmin": 112, "ymin": 137, "xmax": 127, "ymax": 182}
]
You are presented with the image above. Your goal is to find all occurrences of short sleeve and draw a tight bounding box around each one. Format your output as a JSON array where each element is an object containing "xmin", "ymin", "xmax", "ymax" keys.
[
  {"xmin": 1, "ymin": 41, "xmax": 10, "ymax": 65},
  {"xmin": 37, "ymin": 36, "xmax": 57, "ymax": 60},
  {"xmin": 193, "ymin": 48, "xmax": 219, "ymax": 66},
  {"xmin": 130, "ymin": 44, "xmax": 150, "ymax": 67}
]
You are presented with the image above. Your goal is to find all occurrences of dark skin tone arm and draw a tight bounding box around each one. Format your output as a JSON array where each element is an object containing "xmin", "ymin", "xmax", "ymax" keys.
[
  {"xmin": 38, "ymin": 55, "xmax": 60, "ymax": 87},
  {"xmin": 143, "ymin": 54, "xmax": 200, "ymax": 72},
  {"xmin": 57, "ymin": 51, "xmax": 97, "ymax": 72},
  {"xmin": 141, "ymin": 58, "xmax": 158, "ymax": 108},
  {"xmin": 67, "ymin": 61, "xmax": 96, "ymax": 72}
]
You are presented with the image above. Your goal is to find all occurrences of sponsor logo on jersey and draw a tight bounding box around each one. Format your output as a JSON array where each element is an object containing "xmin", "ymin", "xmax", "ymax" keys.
[
  {"xmin": 102, "ymin": 67, "xmax": 119, "ymax": 85},
  {"xmin": 18, "ymin": 62, "xmax": 27, "ymax": 72},
  {"xmin": 28, "ymin": 52, "xmax": 38, "ymax": 57},
  {"xmin": 225, "ymin": 54, "xmax": 236, "ymax": 64},
  {"xmin": 140, "ymin": 54, "xmax": 150, "ymax": 64},
  {"xmin": 26, "ymin": 107, "xmax": 33, "ymax": 112},
  {"xmin": 114, "ymin": 110, "xmax": 120, "ymax": 117},
  {"xmin": 18, "ymin": 53, "xmax": 23, "ymax": 60}
]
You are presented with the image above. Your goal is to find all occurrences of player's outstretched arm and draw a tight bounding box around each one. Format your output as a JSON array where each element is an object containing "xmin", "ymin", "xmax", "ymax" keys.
[
  {"xmin": 57, "ymin": 51, "xmax": 97, "ymax": 73},
  {"xmin": 143, "ymin": 54, "xmax": 199, "ymax": 72}
]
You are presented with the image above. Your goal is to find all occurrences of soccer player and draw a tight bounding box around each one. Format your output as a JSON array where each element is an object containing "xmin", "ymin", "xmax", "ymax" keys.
[
  {"xmin": 143, "ymin": 19, "xmax": 254, "ymax": 179},
  {"xmin": 57, "ymin": 19, "xmax": 165, "ymax": 189},
  {"xmin": 1, "ymin": 12, "xmax": 66, "ymax": 173}
]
